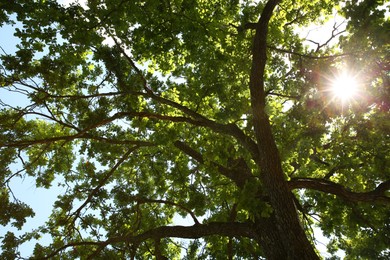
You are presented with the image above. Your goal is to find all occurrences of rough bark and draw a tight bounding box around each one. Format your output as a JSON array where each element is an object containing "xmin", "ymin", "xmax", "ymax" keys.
[
  {"xmin": 249, "ymin": 0, "xmax": 320, "ymax": 258},
  {"xmin": 253, "ymin": 215, "xmax": 289, "ymax": 259}
]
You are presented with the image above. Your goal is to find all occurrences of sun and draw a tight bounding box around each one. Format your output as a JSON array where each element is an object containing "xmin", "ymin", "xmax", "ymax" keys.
[{"xmin": 330, "ymin": 73, "xmax": 359, "ymax": 102}]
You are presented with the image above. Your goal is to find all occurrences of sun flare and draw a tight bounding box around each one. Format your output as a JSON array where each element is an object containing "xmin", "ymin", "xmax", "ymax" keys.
[{"xmin": 331, "ymin": 73, "xmax": 359, "ymax": 102}]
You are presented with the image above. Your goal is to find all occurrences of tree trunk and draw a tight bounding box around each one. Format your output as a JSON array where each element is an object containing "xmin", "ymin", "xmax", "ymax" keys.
[
  {"xmin": 254, "ymin": 216, "xmax": 288, "ymax": 259},
  {"xmin": 249, "ymin": 1, "xmax": 320, "ymax": 259},
  {"xmin": 254, "ymin": 119, "xmax": 319, "ymax": 259}
]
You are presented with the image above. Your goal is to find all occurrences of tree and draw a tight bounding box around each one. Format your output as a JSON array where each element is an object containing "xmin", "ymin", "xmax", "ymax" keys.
[{"xmin": 0, "ymin": 0, "xmax": 389, "ymax": 259}]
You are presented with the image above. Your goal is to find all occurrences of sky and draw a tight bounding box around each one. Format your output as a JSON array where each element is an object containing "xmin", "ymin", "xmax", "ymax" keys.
[
  {"xmin": 0, "ymin": 4, "xmax": 68, "ymax": 257},
  {"xmin": 0, "ymin": 0, "xmax": 349, "ymax": 258}
]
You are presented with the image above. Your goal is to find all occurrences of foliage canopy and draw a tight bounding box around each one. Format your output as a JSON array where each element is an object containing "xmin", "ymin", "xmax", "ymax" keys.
[{"xmin": 0, "ymin": 0, "xmax": 389, "ymax": 259}]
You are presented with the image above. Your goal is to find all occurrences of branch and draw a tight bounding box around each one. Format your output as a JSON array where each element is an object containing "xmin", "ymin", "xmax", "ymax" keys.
[
  {"xmin": 5, "ymin": 98, "xmax": 258, "ymax": 162},
  {"xmin": 174, "ymin": 140, "xmax": 253, "ymax": 188},
  {"xmin": 1, "ymin": 132, "xmax": 154, "ymax": 149},
  {"xmin": 110, "ymin": 111, "xmax": 259, "ymax": 160},
  {"xmin": 173, "ymin": 140, "xmax": 204, "ymax": 163},
  {"xmin": 69, "ymin": 146, "xmax": 138, "ymax": 223},
  {"xmin": 44, "ymin": 90, "xmax": 126, "ymax": 100},
  {"xmin": 266, "ymin": 90, "xmax": 300, "ymax": 100},
  {"xmin": 120, "ymin": 222, "xmax": 255, "ymax": 244},
  {"xmin": 1, "ymin": 135, "xmax": 78, "ymax": 148},
  {"xmin": 131, "ymin": 196, "xmax": 200, "ymax": 225},
  {"xmin": 306, "ymin": 21, "xmax": 347, "ymax": 52},
  {"xmin": 41, "ymin": 222, "xmax": 255, "ymax": 259},
  {"xmin": 289, "ymin": 178, "xmax": 390, "ymax": 203},
  {"xmin": 267, "ymin": 45, "xmax": 356, "ymax": 60},
  {"xmin": 282, "ymin": 6, "xmax": 306, "ymax": 27},
  {"xmin": 110, "ymin": 37, "xmax": 259, "ymax": 160}
]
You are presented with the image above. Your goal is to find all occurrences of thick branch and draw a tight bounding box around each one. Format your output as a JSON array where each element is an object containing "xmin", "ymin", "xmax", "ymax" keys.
[
  {"xmin": 173, "ymin": 140, "xmax": 204, "ymax": 163},
  {"xmin": 121, "ymin": 222, "xmax": 255, "ymax": 243},
  {"xmin": 174, "ymin": 140, "xmax": 253, "ymax": 188},
  {"xmin": 289, "ymin": 178, "xmax": 390, "ymax": 203},
  {"xmin": 110, "ymin": 38, "xmax": 259, "ymax": 159},
  {"xmin": 42, "ymin": 222, "xmax": 255, "ymax": 259},
  {"xmin": 111, "ymin": 111, "xmax": 259, "ymax": 160}
]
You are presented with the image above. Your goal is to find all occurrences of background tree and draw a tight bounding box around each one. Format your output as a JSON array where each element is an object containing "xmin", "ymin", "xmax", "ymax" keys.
[{"xmin": 0, "ymin": 0, "xmax": 389, "ymax": 259}]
